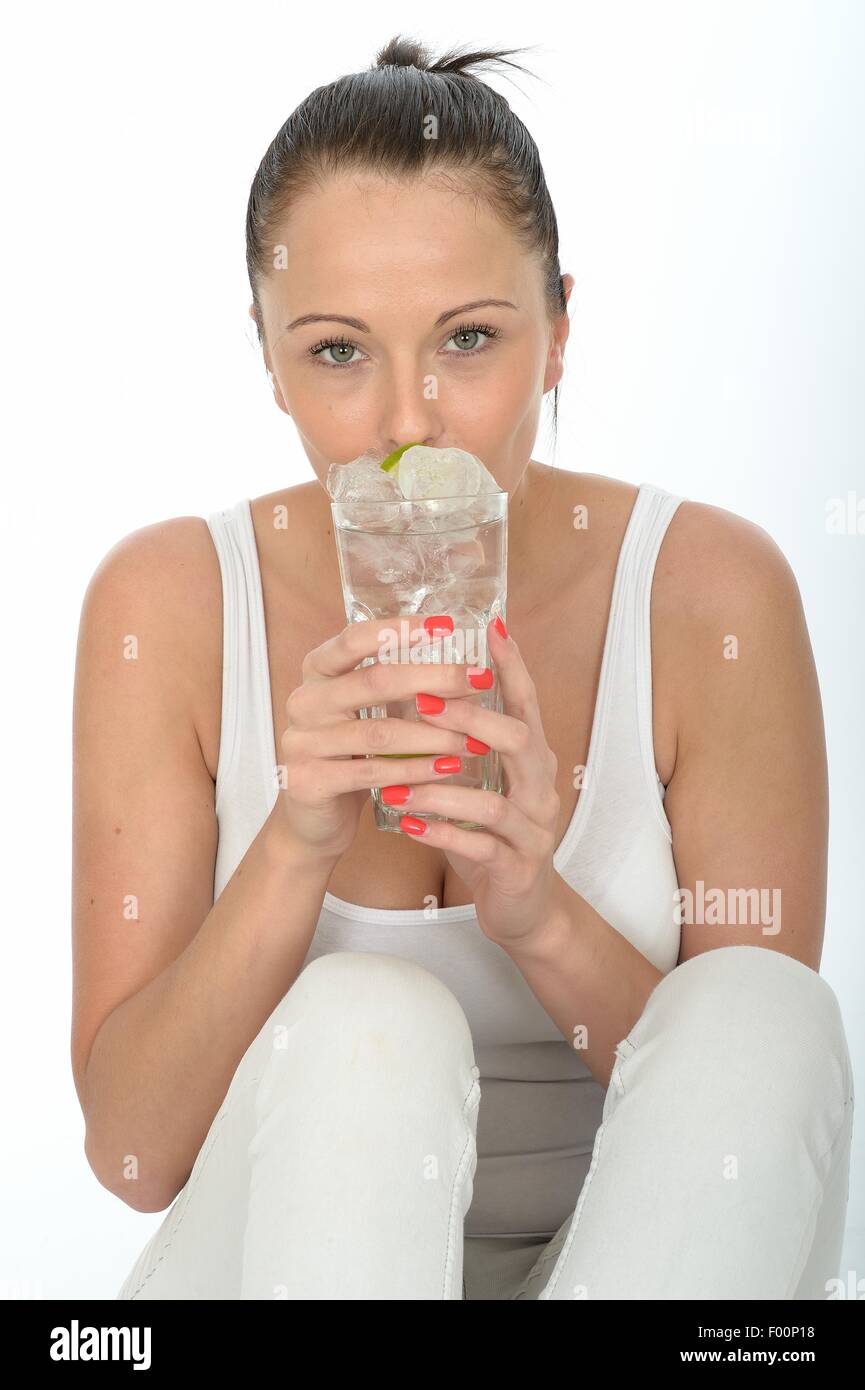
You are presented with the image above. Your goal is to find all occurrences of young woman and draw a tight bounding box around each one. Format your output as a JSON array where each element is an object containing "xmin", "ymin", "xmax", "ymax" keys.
[{"xmin": 72, "ymin": 35, "xmax": 854, "ymax": 1300}]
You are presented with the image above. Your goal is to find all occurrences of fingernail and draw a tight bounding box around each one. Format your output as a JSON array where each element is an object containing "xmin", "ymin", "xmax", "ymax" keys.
[
  {"xmin": 467, "ymin": 666, "xmax": 493, "ymax": 690},
  {"xmin": 423, "ymin": 615, "xmax": 454, "ymax": 635},
  {"xmin": 381, "ymin": 785, "xmax": 411, "ymax": 805},
  {"xmin": 494, "ymin": 615, "xmax": 509, "ymax": 640},
  {"xmin": 400, "ymin": 815, "xmax": 428, "ymax": 836},
  {"xmin": 417, "ymin": 692, "xmax": 446, "ymax": 715},
  {"xmin": 433, "ymin": 756, "xmax": 461, "ymax": 774},
  {"xmin": 465, "ymin": 736, "xmax": 490, "ymax": 755}
]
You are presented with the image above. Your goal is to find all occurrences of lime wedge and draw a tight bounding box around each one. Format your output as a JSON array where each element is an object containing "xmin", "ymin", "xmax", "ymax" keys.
[{"xmin": 379, "ymin": 442, "xmax": 423, "ymax": 473}]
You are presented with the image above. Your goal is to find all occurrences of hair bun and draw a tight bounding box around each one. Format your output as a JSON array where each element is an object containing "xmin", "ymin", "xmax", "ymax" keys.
[
  {"xmin": 375, "ymin": 36, "xmax": 431, "ymax": 71},
  {"xmin": 373, "ymin": 34, "xmax": 532, "ymax": 83}
]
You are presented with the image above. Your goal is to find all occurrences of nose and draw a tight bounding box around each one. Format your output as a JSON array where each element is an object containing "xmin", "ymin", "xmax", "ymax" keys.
[{"xmin": 377, "ymin": 362, "xmax": 445, "ymax": 455}]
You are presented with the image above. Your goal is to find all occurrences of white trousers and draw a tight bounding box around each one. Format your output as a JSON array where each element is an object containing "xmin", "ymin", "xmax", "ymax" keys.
[{"xmin": 116, "ymin": 944, "xmax": 855, "ymax": 1300}]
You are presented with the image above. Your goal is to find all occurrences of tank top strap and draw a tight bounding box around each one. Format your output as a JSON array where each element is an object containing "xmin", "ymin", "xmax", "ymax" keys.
[
  {"xmin": 630, "ymin": 483, "xmax": 686, "ymax": 820},
  {"xmin": 205, "ymin": 499, "xmax": 277, "ymax": 823},
  {"xmin": 582, "ymin": 481, "xmax": 686, "ymax": 844}
]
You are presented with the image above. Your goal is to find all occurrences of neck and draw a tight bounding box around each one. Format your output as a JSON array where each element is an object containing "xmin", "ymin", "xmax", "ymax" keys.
[{"xmin": 506, "ymin": 461, "xmax": 561, "ymax": 612}]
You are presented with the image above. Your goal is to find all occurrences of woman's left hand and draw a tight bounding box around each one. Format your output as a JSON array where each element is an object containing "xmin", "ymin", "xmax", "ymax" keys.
[{"xmin": 394, "ymin": 617, "xmax": 562, "ymax": 950}]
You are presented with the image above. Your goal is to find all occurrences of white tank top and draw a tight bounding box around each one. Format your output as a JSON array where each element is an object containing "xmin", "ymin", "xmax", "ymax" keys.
[{"xmin": 205, "ymin": 482, "xmax": 685, "ymax": 1239}]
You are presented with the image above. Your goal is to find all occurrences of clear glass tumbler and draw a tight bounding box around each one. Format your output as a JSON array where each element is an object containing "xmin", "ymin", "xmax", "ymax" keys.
[{"xmin": 330, "ymin": 490, "xmax": 508, "ymax": 833}]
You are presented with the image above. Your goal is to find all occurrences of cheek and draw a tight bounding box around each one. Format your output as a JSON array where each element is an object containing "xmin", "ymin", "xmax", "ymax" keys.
[
  {"xmin": 449, "ymin": 352, "xmax": 538, "ymax": 422},
  {"xmin": 287, "ymin": 379, "xmax": 374, "ymax": 443}
]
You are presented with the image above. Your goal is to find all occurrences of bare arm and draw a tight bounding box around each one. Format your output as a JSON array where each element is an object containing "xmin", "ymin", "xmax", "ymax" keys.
[
  {"xmin": 72, "ymin": 520, "xmax": 337, "ymax": 1213},
  {"xmin": 659, "ymin": 503, "xmax": 828, "ymax": 970},
  {"xmin": 499, "ymin": 503, "xmax": 827, "ymax": 1088}
]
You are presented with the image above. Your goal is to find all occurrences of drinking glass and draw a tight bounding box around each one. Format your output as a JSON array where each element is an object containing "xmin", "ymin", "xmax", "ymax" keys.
[{"xmin": 330, "ymin": 490, "xmax": 508, "ymax": 833}]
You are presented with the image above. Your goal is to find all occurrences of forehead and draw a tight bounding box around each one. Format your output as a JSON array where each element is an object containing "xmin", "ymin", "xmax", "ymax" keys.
[{"xmin": 266, "ymin": 171, "xmax": 538, "ymax": 309}]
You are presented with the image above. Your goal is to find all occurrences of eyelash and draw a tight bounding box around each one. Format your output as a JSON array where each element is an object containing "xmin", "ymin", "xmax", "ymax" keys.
[{"xmin": 306, "ymin": 320, "xmax": 502, "ymax": 370}]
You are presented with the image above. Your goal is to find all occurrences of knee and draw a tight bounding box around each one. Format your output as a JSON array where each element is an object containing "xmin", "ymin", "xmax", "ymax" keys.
[
  {"xmin": 295, "ymin": 950, "xmax": 472, "ymax": 1043},
  {"xmin": 255, "ymin": 951, "xmax": 477, "ymax": 1111},
  {"xmin": 627, "ymin": 946, "xmax": 853, "ymax": 1122}
]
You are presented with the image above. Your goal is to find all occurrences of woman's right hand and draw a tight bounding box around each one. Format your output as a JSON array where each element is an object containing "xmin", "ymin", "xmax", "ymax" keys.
[{"xmin": 271, "ymin": 618, "xmax": 489, "ymax": 864}]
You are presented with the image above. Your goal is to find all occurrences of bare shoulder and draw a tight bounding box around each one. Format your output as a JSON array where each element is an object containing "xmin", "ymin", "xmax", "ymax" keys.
[
  {"xmin": 540, "ymin": 467, "xmax": 802, "ymax": 632},
  {"xmin": 651, "ymin": 495, "xmax": 816, "ymax": 776},
  {"xmin": 80, "ymin": 513, "xmax": 223, "ymax": 740},
  {"xmin": 85, "ymin": 513, "xmax": 221, "ymax": 593},
  {"xmin": 83, "ymin": 513, "xmax": 222, "ymax": 633},
  {"xmin": 653, "ymin": 496, "xmax": 801, "ymax": 621}
]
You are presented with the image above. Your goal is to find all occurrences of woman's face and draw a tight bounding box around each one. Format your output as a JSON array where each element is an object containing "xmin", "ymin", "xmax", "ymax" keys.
[{"xmin": 252, "ymin": 171, "xmax": 573, "ymax": 495}]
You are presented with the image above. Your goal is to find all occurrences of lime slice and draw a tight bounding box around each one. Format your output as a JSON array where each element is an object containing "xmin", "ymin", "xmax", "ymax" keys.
[
  {"xmin": 379, "ymin": 442, "xmax": 423, "ymax": 473},
  {"xmin": 394, "ymin": 446, "xmax": 481, "ymax": 500}
]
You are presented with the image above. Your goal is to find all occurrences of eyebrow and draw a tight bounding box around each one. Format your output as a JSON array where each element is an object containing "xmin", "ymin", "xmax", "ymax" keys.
[{"xmin": 284, "ymin": 299, "xmax": 519, "ymax": 333}]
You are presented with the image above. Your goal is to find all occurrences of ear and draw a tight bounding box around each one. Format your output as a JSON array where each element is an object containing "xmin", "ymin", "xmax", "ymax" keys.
[
  {"xmin": 264, "ymin": 363, "xmax": 290, "ymax": 417},
  {"xmin": 543, "ymin": 273, "xmax": 574, "ymax": 394},
  {"xmin": 250, "ymin": 305, "xmax": 290, "ymax": 416}
]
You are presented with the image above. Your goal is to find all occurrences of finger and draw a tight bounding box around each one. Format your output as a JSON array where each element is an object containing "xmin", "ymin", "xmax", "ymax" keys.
[
  {"xmin": 397, "ymin": 810, "xmax": 515, "ymax": 869},
  {"xmin": 413, "ymin": 694, "xmax": 529, "ymax": 755},
  {"xmin": 285, "ymin": 715, "xmax": 467, "ymax": 761},
  {"xmin": 394, "ymin": 783, "xmax": 553, "ymax": 857},
  {"xmin": 305, "ymin": 614, "xmax": 449, "ymax": 683},
  {"xmin": 487, "ymin": 617, "xmax": 547, "ymax": 743},
  {"xmin": 414, "ymin": 672, "xmax": 556, "ymax": 812},
  {"xmin": 291, "ymin": 653, "xmax": 494, "ymax": 728},
  {"xmin": 313, "ymin": 750, "xmax": 471, "ymax": 798}
]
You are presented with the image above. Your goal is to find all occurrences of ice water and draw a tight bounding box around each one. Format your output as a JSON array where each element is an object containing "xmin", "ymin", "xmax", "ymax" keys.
[{"xmin": 331, "ymin": 491, "xmax": 508, "ymax": 833}]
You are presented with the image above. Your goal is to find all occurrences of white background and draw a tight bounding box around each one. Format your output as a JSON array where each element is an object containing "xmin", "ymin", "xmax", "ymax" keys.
[{"xmin": 1, "ymin": 0, "xmax": 862, "ymax": 1298}]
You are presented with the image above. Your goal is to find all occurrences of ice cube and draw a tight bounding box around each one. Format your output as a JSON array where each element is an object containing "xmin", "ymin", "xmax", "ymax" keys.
[
  {"xmin": 342, "ymin": 530, "xmax": 424, "ymax": 586},
  {"xmin": 396, "ymin": 446, "xmax": 481, "ymax": 501},
  {"xmin": 326, "ymin": 453, "xmax": 402, "ymax": 503}
]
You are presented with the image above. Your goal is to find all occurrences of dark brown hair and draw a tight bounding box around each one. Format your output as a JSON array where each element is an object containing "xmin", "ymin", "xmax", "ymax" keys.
[{"xmin": 246, "ymin": 33, "xmax": 567, "ymax": 441}]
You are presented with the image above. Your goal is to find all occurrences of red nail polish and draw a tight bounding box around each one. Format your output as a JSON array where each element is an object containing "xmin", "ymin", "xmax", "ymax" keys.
[
  {"xmin": 400, "ymin": 815, "xmax": 427, "ymax": 836},
  {"xmin": 467, "ymin": 667, "xmax": 493, "ymax": 690},
  {"xmin": 381, "ymin": 785, "xmax": 411, "ymax": 805},
  {"xmin": 465, "ymin": 736, "xmax": 490, "ymax": 755},
  {"xmin": 417, "ymin": 692, "xmax": 446, "ymax": 715},
  {"xmin": 423, "ymin": 615, "xmax": 454, "ymax": 635},
  {"xmin": 433, "ymin": 756, "xmax": 461, "ymax": 774},
  {"xmin": 494, "ymin": 615, "xmax": 508, "ymax": 640}
]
